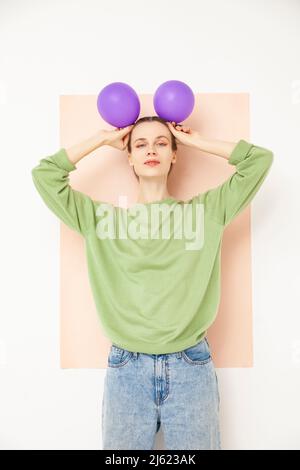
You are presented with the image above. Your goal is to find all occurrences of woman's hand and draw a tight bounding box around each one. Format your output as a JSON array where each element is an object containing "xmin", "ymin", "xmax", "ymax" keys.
[
  {"xmin": 101, "ymin": 124, "xmax": 134, "ymax": 151},
  {"xmin": 166, "ymin": 121, "xmax": 199, "ymax": 148}
]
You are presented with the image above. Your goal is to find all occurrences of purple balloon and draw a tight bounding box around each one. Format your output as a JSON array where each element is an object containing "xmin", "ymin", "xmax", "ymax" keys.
[
  {"xmin": 97, "ymin": 82, "xmax": 140, "ymax": 127},
  {"xmin": 153, "ymin": 80, "xmax": 195, "ymax": 123}
]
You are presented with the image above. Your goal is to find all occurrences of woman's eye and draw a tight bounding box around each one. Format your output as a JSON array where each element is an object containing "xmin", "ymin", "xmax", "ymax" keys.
[{"xmin": 137, "ymin": 143, "xmax": 166, "ymax": 148}]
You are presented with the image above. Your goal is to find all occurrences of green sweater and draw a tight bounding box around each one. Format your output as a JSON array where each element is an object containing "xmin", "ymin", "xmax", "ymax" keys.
[{"xmin": 31, "ymin": 139, "xmax": 273, "ymax": 354}]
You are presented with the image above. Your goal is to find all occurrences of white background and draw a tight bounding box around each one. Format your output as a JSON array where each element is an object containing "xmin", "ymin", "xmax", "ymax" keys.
[{"xmin": 0, "ymin": 0, "xmax": 299, "ymax": 450}]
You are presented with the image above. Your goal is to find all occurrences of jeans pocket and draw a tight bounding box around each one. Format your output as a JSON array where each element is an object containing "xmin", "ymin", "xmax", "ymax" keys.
[
  {"xmin": 181, "ymin": 337, "xmax": 212, "ymax": 365},
  {"xmin": 107, "ymin": 344, "xmax": 134, "ymax": 368}
]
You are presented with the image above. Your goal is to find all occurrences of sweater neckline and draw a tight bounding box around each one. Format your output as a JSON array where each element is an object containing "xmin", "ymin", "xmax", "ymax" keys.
[
  {"xmin": 99, "ymin": 197, "xmax": 181, "ymax": 211},
  {"xmin": 132, "ymin": 196, "xmax": 178, "ymax": 207}
]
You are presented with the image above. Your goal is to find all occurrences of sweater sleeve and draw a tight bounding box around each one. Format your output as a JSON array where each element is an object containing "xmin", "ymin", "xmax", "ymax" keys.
[
  {"xmin": 31, "ymin": 147, "xmax": 95, "ymax": 236},
  {"xmin": 204, "ymin": 139, "xmax": 274, "ymax": 227}
]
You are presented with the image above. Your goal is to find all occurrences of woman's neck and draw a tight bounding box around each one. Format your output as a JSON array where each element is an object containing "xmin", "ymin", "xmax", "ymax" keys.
[{"xmin": 136, "ymin": 192, "xmax": 173, "ymax": 204}]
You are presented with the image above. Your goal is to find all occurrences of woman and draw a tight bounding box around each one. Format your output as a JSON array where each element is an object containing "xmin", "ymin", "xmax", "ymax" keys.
[{"xmin": 31, "ymin": 116, "xmax": 274, "ymax": 450}]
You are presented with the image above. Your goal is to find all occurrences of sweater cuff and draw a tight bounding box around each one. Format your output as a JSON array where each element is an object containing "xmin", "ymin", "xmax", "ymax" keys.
[
  {"xmin": 228, "ymin": 139, "xmax": 253, "ymax": 166},
  {"xmin": 51, "ymin": 148, "xmax": 77, "ymax": 172}
]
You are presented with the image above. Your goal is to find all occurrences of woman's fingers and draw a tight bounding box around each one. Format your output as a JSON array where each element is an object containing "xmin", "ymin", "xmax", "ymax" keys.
[{"xmin": 169, "ymin": 121, "xmax": 191, "ymax": 133}]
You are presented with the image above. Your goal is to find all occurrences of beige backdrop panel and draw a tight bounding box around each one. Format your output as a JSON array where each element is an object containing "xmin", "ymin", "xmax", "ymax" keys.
[{"xmin": 59, "ymin": 93, "xmax": 251, "ymax": 368}]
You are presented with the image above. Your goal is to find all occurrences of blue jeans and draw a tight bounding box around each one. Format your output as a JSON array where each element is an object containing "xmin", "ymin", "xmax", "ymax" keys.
[{"xmin": 101, "ymin": 337, "xmax": 221, "ymax": 450}]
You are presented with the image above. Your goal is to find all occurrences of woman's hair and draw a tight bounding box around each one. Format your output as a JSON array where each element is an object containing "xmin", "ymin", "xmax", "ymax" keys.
[{"xmin": 127, "ymin": 116, "xmax": 177, "ymax": 181}]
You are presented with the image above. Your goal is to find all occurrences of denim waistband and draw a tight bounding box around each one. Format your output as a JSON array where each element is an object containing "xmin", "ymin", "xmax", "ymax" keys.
[{"xmin": 113, "ymin": 337, "xmax": 208, "ymax": 360}]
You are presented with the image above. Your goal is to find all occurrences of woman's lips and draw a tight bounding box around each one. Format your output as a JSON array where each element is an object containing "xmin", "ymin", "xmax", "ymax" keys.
[{"xmin": 144, "ymin": 161, "xmax": 160, "ymax": 166}]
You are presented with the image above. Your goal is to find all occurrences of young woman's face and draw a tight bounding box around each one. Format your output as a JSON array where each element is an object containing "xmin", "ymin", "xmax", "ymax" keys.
[{"xmin": 128, "ymin": 122, "xmax": 176, "ymax": 180}]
